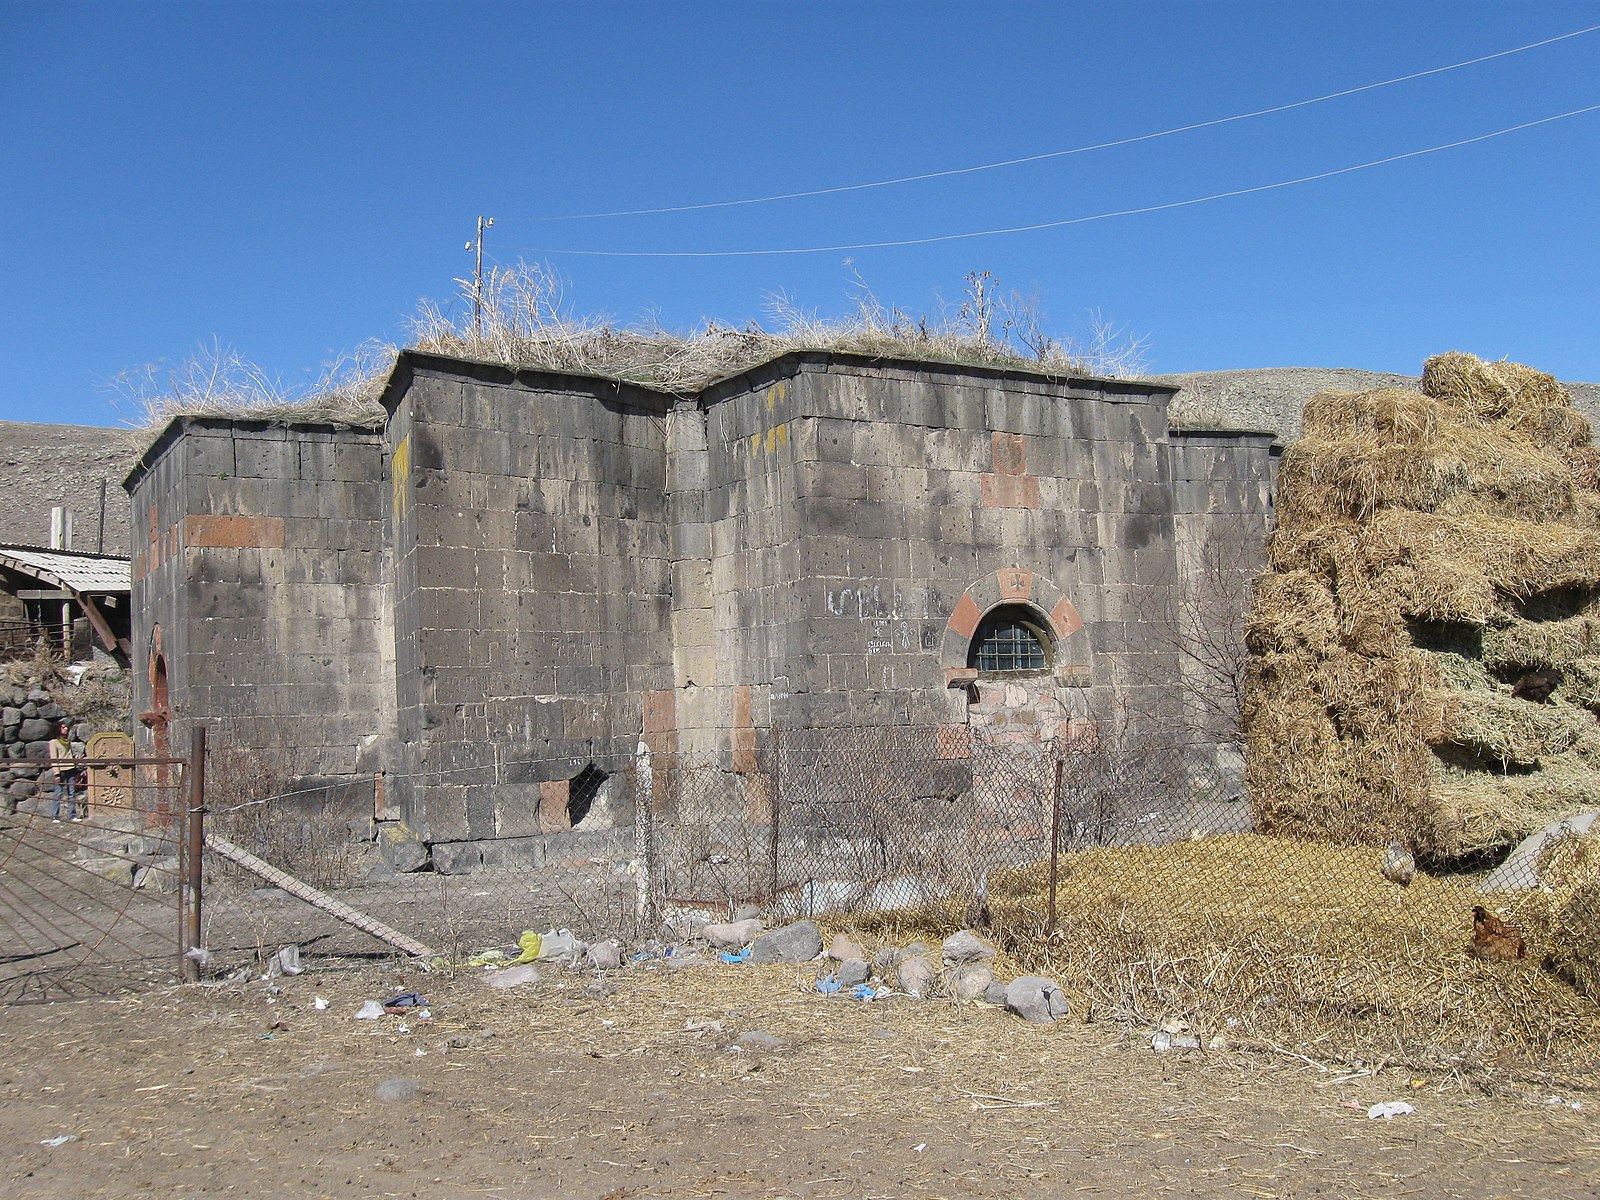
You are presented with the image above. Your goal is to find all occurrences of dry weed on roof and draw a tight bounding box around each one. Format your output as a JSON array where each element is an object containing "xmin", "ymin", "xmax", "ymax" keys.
[{"xmin": 119, "ymin": 265, "xmax": 1150, "ymax": 438}]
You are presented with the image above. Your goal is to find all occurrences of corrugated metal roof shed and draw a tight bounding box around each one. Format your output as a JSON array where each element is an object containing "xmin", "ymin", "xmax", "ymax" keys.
[{"xmin": 0, "ymin": 545, "xmax": 131, "ymax": 593}]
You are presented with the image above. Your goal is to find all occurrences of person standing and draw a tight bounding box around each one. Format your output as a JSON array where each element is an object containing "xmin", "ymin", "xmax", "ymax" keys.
[{"xmin": 49, "ymin": 720, "xmax": 85, "ymax": 823}]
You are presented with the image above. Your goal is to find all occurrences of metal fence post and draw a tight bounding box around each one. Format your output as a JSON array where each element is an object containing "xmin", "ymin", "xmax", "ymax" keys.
[
  {"xmin": 632, "ymin": 741, "xmax": 658, "ymax": 932},
  {"xmin": 767, "ymin": 727, "xmax": 782, "ymax": 905},
  {"xmin": 181, "ymin": 726, "xmax": 206, "ymax": 982},
  {"xmin": 1046, "ymin": 754, "xmax": 1064, "ymax": 937}
]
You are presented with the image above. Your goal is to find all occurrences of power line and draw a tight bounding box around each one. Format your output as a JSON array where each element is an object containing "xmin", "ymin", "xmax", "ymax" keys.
[
  {"xmin": 507, "ymin": 103, "xmax": 1600, "ymax": 259},
  {"xmin": 502, "ymin": 24, "xmax": 1600, "ymax": 223}
]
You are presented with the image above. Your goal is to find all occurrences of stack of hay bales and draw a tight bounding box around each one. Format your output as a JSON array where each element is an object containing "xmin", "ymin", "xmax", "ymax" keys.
[
  {"xmin": 1527, "ymin": 832, "xmax": 1600, "ymax": 1000},
  {"xmin": 1245, "ymin": 352, "xmax": 1600, "ymax": 865}
]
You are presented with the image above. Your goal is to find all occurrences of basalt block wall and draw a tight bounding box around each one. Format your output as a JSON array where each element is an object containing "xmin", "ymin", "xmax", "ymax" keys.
[
  {"xmin": 127, "ymin": 418, "xmax": 393, "ymax": 795},
  {"xmin": 692, "ymin": 355, "xmax": 1195, "ymax": 748},
  {"xmin": 128, "ymin": 349, "xmax": 1278, "ymax": 862},
  {"xmin": 383, "ymin": 357, "xmax": 675, "ymax": 847}
]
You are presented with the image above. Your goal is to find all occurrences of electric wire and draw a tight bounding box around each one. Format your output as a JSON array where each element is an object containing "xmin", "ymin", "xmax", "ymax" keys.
[
  {"xmin": 503, "ymin": 24, "xmax": 1600, "ymax": 222},
  {"xmin": 510, "ymin": 103, "xmax": 1600, "ymax": 258}
]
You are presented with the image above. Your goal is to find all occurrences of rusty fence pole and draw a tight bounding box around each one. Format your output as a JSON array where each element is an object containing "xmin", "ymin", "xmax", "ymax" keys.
[
  {"xmin": 1046, "ymin": 754, "xmax": 1064, "ymax": 937},
  {"xmin": 767, "ymin": 727, "xmax": 783, "ymax": 906},
  {"xmin": 181, "ymin": 726, "xmax": 207, "ymax": 982}
]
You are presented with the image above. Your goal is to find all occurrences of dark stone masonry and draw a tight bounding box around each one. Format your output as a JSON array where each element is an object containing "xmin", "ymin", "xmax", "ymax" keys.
[{"xmin": 125, "ymin": 349, "xmax": 1277, "ymax": 866}]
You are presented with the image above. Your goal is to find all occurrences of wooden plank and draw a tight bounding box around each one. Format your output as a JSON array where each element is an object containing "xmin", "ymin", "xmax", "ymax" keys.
[
  {"xmin": 203, "ymin": 833, "xmax": 437, "ymax": 959},
  {"xmin": 77, "ymin": 593, "xmax": 118, "ymax": 653}
]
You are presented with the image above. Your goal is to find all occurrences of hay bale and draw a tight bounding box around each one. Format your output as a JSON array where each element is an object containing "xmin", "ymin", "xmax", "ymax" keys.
[
  {"xmin": 1246, "ymin": 353, "xmax": 1600, "ymax": 865},
  {"xmin": 1421, "ymin": 350, "xmax": 1571, "ymax": 423},
  {"xmin": 1525, "ymin": 832, "xmax": 1600, "ymax": 1001}
]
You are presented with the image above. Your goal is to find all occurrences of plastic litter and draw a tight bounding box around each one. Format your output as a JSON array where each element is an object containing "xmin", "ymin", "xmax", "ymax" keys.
[
  {"xmin": 1367, "ymin": 1101, "xmax": 1416, "ymax": 1120},
  {"xmin": 313, "ymin": 996, "xmax": 329, "ymax": 1011},
  {"xmin": 354, "ymin": 1000, "xmax": 385, "ymax": 1020},
  {"xmin": 850, "ymin": 984, "xmax": 890, "ymax": 1002},
  {"xmin": 515, "ymin": 928, "xmax": 587, "ymax": 966},
  {"xmin": 275, "ymin": 945, "xmax": 303, "ymax": 976},
  {"xmin": 484, "ymin": 963, "xmax": 541, "ymax": 989},
  {"xmin": 41, "ymin": 1135, "xmax": 77, "ymax": 1147},
  {"xmin": 1151, "ymin": 1031, "xmax": 1201, "ymax": 1052},
  {"xmin": 383, "ymin": 992, "xmax": 428, "ymax": 1012},
  {"xmin": 815, "ymin": 973, "xmax": 843, "ymax": 995},
  {"xmin": 719, "ymin": 947, "xmax": 752, "ymax": 964}
]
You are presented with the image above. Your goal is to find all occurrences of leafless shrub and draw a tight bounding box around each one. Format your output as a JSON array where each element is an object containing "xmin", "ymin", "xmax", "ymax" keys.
[
  {"xmin": 205, "ymin": 744, "xmax": 361, "ymax": 891},
  {"xmin": 112, "ymin": 337, "xmax": 393, "ymax": 434}
]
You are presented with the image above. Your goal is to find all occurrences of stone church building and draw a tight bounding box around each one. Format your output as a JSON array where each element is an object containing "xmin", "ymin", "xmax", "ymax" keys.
[{"xmin": 125, "ymin": 348, "xmax": 1275, "ymax": 864}]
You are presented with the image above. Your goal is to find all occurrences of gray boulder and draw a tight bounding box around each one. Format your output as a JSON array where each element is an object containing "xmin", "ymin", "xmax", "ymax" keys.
[
  {"xmin": 377, "ymin": 822, "xmax": 430, "ymax": 873},
  {"xmin": 1006, "ymin": 975, "xmax": 1070, "ymax": 1024},
  {"xmin": 749, "ymin": 919, "xmax": 822, "ymax": 964},
  {"xmin": 896, "ymin": 954, "xmax": 936, "ymax": 998},
  {"xmin": 947, "ymin": 963, "xmax": 995, "ymax": 1001},
  {"xmin": 983, "ymin": 981, "xmax": 1010, "ymax": 1006},
  {"xmin": 941, "ymin": 930, "xmax": 996, "ymax": 967},
  {"xmin": 18, "ymin": 718, "xmax": 53, "ymax": 743},
  {"xmin": 837, "ymin": 958, "xmax": 871, "ymax": 987},
  {"xmin": 586, "ymin": 940, "xmax": 622, "ymax": 971}
]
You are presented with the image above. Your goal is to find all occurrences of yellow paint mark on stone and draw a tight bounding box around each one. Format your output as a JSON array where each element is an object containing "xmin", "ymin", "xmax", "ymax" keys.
[{"xmin": 392, "ymin": 434, "xmax": 412, "ymax": 519}]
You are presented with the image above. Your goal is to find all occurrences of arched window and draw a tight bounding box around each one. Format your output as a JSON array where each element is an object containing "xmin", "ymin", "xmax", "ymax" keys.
[{"xmin": 968, "ymin": 604, "xmax": 1053, "ymax": 673}]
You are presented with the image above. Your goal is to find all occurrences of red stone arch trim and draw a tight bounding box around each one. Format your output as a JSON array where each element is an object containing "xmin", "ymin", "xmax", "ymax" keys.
[{"xmin": 941, "ymin": 569, "xmax": 1089, "ymax": 684}]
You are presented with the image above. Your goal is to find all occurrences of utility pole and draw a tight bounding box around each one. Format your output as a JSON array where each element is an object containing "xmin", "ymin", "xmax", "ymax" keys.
[{"xmin": 468, "ymin": 215, "xmax": 494, "ymax": 339}]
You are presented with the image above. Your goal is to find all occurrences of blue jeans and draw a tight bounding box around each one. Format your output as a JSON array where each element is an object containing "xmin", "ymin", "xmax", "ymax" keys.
[{"xmin": 51, "ymin": 774, "xmax": 83, "ymax": 821}]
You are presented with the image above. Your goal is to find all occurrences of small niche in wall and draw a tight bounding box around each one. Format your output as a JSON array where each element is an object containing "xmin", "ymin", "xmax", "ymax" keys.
[{"xmin": 569, "ymin": 764, "xmax": 609, "ymax": 827}]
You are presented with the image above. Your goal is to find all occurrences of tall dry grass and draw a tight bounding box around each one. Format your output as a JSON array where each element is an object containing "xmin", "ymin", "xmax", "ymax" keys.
[{"xmin": 118, "ymin": 265, "xmax": 1148, "ymax": 435}]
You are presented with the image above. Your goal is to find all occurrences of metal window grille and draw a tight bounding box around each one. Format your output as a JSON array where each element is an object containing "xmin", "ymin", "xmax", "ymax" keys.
[{"xmin": 971, "ymin": 614, "xmax": 1049, "ymax": 672}]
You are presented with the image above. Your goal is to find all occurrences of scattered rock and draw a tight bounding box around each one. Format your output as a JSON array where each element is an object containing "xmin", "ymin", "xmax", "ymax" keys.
[
  {"xmin": 750, "ymin": 919, "xmax": 822, "ymax": 964},
  {"xmin": 376, "ymin": 822, "xmax": 429, "ymax": 873},
  {"xmin": 829, "ymin": 933, "xmax": 868, "ymax": 962},
  {"xmin": 376, "ymin": 1077, "xmax": 422, "ymax": 1102},
  {"xmin": 983, "ymin": 981, "xmax": 1010, "ymax": 1006},
  {"xmin": 1006, "ymin": 975, "xmax": 1070, "ymax": 1024},
  {"xmin": 586, "ymin": 940, "xmax": 621, "ymax": 970},
  {"xmin": 702, "ymin": 918, "xmax": 763, "ymax": 949},
  {"xmin": 663, "ymin": 952, "xmax": 711, "ymax": 971},
  {"xmin": 732, "ymin": 903, "xmax": 760, "ymax": 922},
  {"xmin": 896, "ymin": 954, "xmax": 936, "ymax": 998},
  {"xmin": 837, "ymin": 958, "xmax": 871, "ymax": 988},
  {"xmin": 947, "ymin": 963, "xmax": 994, "ymax": 1001},
  {"xmin": 735, "ymin": 1030, "xmax": 785, "ymax": 1051},
  {"xmin": 483, "ymin": 964, "xmax": 541, "ymax": 989},
  {"xmin": 941, "ymin": 930, "xmax": 995, "ymax": 966}
]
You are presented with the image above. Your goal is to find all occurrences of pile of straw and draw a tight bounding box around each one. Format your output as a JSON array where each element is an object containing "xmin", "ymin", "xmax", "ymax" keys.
[
  {"xmin": 1245, "ymin": 352, "xmax": 1600, "ymax": 864},
  {"xmin": 856, "ymin": 833, "xmax": 1600, "ymax": 1066},
  {"xmin": 1524, "ymin": 832, "xmax": 1600, "ymax": 1002}
]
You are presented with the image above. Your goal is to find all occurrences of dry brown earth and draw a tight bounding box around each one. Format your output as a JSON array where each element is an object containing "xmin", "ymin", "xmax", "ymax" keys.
[{"xmin": 2, "ymin": 962, "xmax": 1597, "ymax": 1200}]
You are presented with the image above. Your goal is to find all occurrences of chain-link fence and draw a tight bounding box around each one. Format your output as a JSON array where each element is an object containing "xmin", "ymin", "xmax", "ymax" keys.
[{"xmin": 184, "ymin": 720, "xmax": 1600, "ymax": 1066}]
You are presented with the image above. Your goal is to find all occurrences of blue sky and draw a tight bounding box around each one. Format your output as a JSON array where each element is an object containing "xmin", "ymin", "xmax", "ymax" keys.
[{"xmin": 3, "ymin": 1, "xmax": 1598, "ymax": 427}]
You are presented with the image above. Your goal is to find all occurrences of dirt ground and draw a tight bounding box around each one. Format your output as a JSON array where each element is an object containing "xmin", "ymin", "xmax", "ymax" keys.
[{"xmin": 2, "ymin": 961, "xmax": 1597, "ymax": 1200}]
